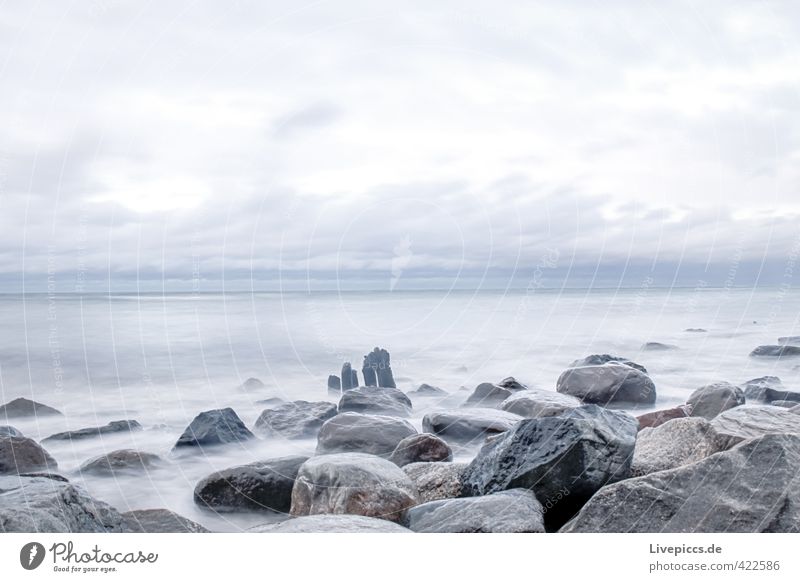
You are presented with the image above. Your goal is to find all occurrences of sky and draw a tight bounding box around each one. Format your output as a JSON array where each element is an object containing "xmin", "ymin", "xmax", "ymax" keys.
[{"xmin": 1, "ymin": 0, "xmax": 799, "ymax": 292}]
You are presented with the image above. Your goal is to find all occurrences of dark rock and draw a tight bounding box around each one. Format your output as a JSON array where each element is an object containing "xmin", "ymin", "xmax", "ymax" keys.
[
  {"xmin": 778, "ymin": 336, "xmax": 800, "ymax": 345},
  {"xmin": 569, "ymin": 354, "xmax": 648, "ymax": 374},
  {"xmin": 44, "ymin": 420, "xmax": 142, "ymax": 443},
  {"xmin": 498, "ymin": 377, "xmax": 528, "ymax": 391},
  {"xmin": 316, "ymin": 412, "xmax": 417, "ymax": 457},
  {"xmin": 0, "ymin": 475, "xmax": 125, "ymax": 532},
  {"xmin": 636, "ymin": 405, "xmax": 692, "ymax": 430},
  {"xmin": 237, "ymin": 377, "xmax": 265, "ymax": 391},
  {"xmin": 641, "ymin": 342, "xmax": 678, "ymax": 351},
  {"xmin": 743, "ymin": 376, "xmax": 800, "ymax": 403},
  {"xmin": 422, "ymin": 408, "xmax": 522, "ymax": 443},
  {"xmin": 194, "ymin": 455, "xmax": 308, "ymax": 513},
  {"xmin": 338, "ymin": 385, "xmax": 412, "ymax": 417},
  {"xmin": 710, "ymin": 405, "xmax": 800, "ymax": 448},
  {"xmin": 362, "ymin": 347, "xmax": 396, "ymax": 388},
  {"xmin": 79, "ymin": 450, "xmax": 165, "ymax": 476},
  {"xmin": 0, "ymin": 437, "xmax": 58, "ymax": 474},
  {"xmin": 631, "ymin": 418, "xmax": 725, "ymax": 476},
  {"xmin": 561, "ymin": 434, "xmax": 800, "ymax": 532},
  {"xmin": 404, "ymin": 489, "xmax": 544, "ymax": 533},
  {"xmin": 500, "ymin": 388, "xmax": 581, "ymax": 418},
  {"xmin": 461, "ymin": 405, "xmax": 637, "ymax": 530},
  {"xmin": 464, "ymin": 382, "xmax": 514, "ymax": 407},
  {"xmin": 402, "ymin": 462, "xmax": 467, "ymax": 503},
  {"xmin": 255, "ymin": 401, "xmax": 338, "ymax": 439},
  {"xmin": 122, "ymin": 509, "xmax": 209, "ymax": 533},
  {"xmin": 291, "ymin": 453, "xmax": 418, "ymax": 522},
  {"xmin": 687, "ymin": 382, "xmax": 745, "ymax": 419},
  {"xmin": 327, "ymin": 375, "xmax": 341, "ymax": 395},
  {"xmin": 0, "ymin": 426, "xmax": 22, "ymax": 438},
  {"xmin": 556, "ymin": 362, "xmax": 656, "ymax": 406},
  {"xmin": 388, "ymin": 433, "xmax": 452, "ymax": 467},
  {"xmin": 0, "ymin": 397, "xmax": 62, "ymax": 419},
  {"xmin": 408, "ymin": 383, "xmax": 448, "ymax": 397},
  {"xmin": 341, "ymin": 362, "xmax": 355, "ymax": 390},
  {"xmin": 173, "ymin": 408, "xmax": 254, "ymax": 450},
  {"xmin": 253, "ymin": 514, "xmax": 411, "ymax": 533},
  {"xmin": 750, "ymin": 345, "xmax": 800, "ymax": 358},
  {"xmin": 18, "ymin": 472, "xmax": 68, "ymax": 482}
]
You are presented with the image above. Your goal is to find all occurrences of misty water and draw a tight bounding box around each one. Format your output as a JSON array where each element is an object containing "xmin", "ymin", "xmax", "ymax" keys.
[{"xmin": 1, "ymin": 288, "xmax": 798, "ymax": 531}]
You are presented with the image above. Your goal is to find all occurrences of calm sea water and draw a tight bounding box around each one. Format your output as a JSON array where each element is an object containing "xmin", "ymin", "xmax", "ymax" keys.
[{"xmin": 1, "ymin": 288, "xmax": 798, "ymax": 530}]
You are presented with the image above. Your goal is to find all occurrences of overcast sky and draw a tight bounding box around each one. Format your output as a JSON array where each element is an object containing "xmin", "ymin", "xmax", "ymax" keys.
[{"xmin": 1, "ymin": 0, "xmax": 799, "ymax": 292}]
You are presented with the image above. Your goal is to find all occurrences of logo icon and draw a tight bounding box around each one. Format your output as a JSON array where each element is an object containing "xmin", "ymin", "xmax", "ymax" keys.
[{"xmin": 20, "ymin": 542, "xmax": 46, "ymax": 570}]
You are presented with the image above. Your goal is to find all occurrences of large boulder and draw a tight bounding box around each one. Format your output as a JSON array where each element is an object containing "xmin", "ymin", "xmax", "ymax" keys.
[
  {"xmin": 402, "ymin": 462, "xmax": 467, "ymax": 503},
  {"xmin": 194, "ymin": 455, "xmax": 308, "ymax": 513},
  {"xmin": 388, "ymin": 433, "xmax": 452, "ymax": 467},
  {"xmin": 569, "ymin": 354, "xmax": 647, "ymax": 373},
  {"xmin": 710, "ymin": 405, "xmax": 800, "ymax": 448},
  {"xmin": 0, "ymin": 437, "xmax": 58, "ymax": 474},
  {"xmin": 43, "ymin": 420, "xmax": 142, "ymax": 443},
  {"xmin": 422, "ymin": 408, "xmax": 522, "ymax": 443},
  {"xmin": 338, "ymin": 386, "xmax": 412, "ymax": 417},
  {"xmin": 0, "ymin": 397, "xmax": 62, "ymax": 419},
  {"xmin": 556, "ymin": 362, "xmax": 656, "ymax": 407},
  {"xmin": 750, "ymin": 345, "xmax": 800, "ymax": 358},
  {"xmin": 743, "ymin": 376, "xmax": 800, "ymax": 404},
  {"xmin": 463, "ymin": 382, "xmax": 515, "ymax": 407},
  {"xmin": 0, "ymin": 475, "xmax": 126, "ymax": 532},
  {"xmin": 636, "ymin": 405, "xmax": 692, "ymax": 430},
  {"xmin": 461, "ymin": 405, "xmax": 637, "ymax": 530},
  {"xmin": 641, "ymin": 342, "xmax": 678, "ymax": 351},
  {"xmin": 254, "ymin": 514, "xmax": 411, "ymax": 533},
  {"xmin": 778, "ymin": 336, "xmax": 800, "ymax": 345},
  {"xmin": 561, "ymin": 434, "xmax": 800, "ymax": 532},
  {"xmin": 316, "ymin": 412, "xmax": 416, "ymax": 457},
  {"xmin": 255, "ymin": 401, "xmax": 337, "ymax": 439},
  {"xmin": 122, "ymin": 509, "xmax": 209, "ymax": 533},
  {"xmin": 173, "ymin": 408, "xmax": 254, "ymax": 450},
  {"xmin": 0, "ymin": 426, "xmax": 22, "ymax": 438},
  {"xmin": 291, "ymin": 453, "xmax": 418, "ymax": 522},
  {"xmin": 407, "ymin": 383, "xmax": 448, "ymax": 397},
  {"xmin": 500, "ymin": 388, "xmax": 582, "ymax": 418},
  {"xmin": 361, "ymin": 347, "xmax": 396, "ymax": 388},
  {"xmin": 686, "ymin": 382, "xmax": 745, "ymax": 420},
  {"xmin": 79, "ymin": 450, "xmax": 164, "ymax": 476},
  {"xmin": 631, "ymin": 418, "xmax": 725, "ymax": 476},
  {"xmin": 403, "ymin": 489, "xmax": 544, "ymax": 533}
]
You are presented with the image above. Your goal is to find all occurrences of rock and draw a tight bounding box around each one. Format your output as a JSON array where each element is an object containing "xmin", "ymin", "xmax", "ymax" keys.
[
  {"xmin": 500, "ymin": 388, "xmax": 582, "ymax": 418},
  {"xmin": 556, "ymin": 362, "xmax": 656, "ymax": 407},
  {"xmin": 402, "ymin": 462, "xmax": 467, "ymax": 503},
  {"xmin": 43, "ymin": 420, "xmax": 142, "ymax": 443},
  {"xmin": 291, "ymin": 453, "xmax": 418, "ymax": 522},
  {"xmin": 0, "ymin": 437, "xmax": 58, "ymax": 474},
  {"xmin": 254, "ymin": 397, "xmax": 285, "ymax": 406},
  {"xmin": 341, "ymin": 362, "xmax": 356, "ymax": 390},
  {"xmin": 636, "ymin": 405, "xmax": 692, "ymax": 430},
  {"xmin": 641, "ymin": 342, "xmax": 678, "ymax": 351},
  {"xmin": 403, "ymin": 489, "xmax": 545, "ymax": 533},
  {"xmin": 122, "ymin": 509, "xmax": 209, "ymax": 533},
  {"xmin": 254, "ymin": 514, "xmax": 411, "ymax": 533},
  {"xmin": 362, "ymin": 347, "xmax": 396, "ymax": 388},
  {"xmin": 194, "ymin": 455, "xmax": 308, "ymax": 513},
  {"xmin": 561, "ymin": 434, "xmax": 800, "ymax": 532},
  {"xmin": 422, "ymin": 408, "xmax": 522, "ymax": 443},
  {"xmin": 408, "ymin": 383, "xmax": 448, "ymax": 397},
  {"xmin": 743, "ymin": 376, "xmax": 800, "ymax": 403},
  {"xmin": 0, "ymin": 397, "xmax": 62, "ymax": 419},
  {"xmin": 464, "ymin": 382, "xmax": 514, "ymax": 407},
  {"xmin": 631, "ymin": 418, "xmax": 725, "ymax": 476},
  {"xmin": 461, "ymin": 405, "xmax": 637, "ymax": 530},
  {"xmin": 338, "ymin": 386, "xmax": 412, "ymax": 417},
  {"xmin": 685, "ymin": 328, "xmax": 707, "ymax": 332},
  {"xmin": 327, "ymin": 375, "xmax": 341, "ymax": 395},
  {"xmin": 778, "ymin": 336, "xmax": 800, "ymax": 345},
  {"xmin": 237, "ymin": 377, "xmax": 265, "ymax": 391},
  {"xmin": 750, "ymin": 345, "xmax": 800, "ymax": 358},
  {"xmin": 770, "ymin": 400, "xmax": 798, "ymax": 408},
  {"xmin": 569, "ymin": 354, "xmax": 647, "ymax": 374},
  {"xmin": 79, "ymin": 450, "xmax": 165, "ymax": 476},
  {"xmin": 388, "ymin": 434, "xmax": 452, "ymax": 467},
  {"xmin": 0, "ymin": 475, "xmax": 125, "ymax": 532},
  {"xmin": 710, "ymin": 405, "xmax": 800, "ymax": 448},
  {"xmin": 0, "ymin": 426, "xmax": 22, "ymax": 438},
  {"xmin": 686, "ymin": 382, "xmax": 745, "ymax": 419},
  {"xmin": 498, "ymin": 377, "xmax": 528, "ymax": 391},
  {"xmin": 173, "ymin": 408, "xmax": 254, "ymax": 450},
  {"xmin": 316, "ymin": 412, "xmax": 417, "ymax": 456},
  {"xmin": 255, "ymin": 401, "xmax": 338, "ymax": 439}
]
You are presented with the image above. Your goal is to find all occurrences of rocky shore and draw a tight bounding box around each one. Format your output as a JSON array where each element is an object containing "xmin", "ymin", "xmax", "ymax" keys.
[{"xmin": 2, "ymin": 341, "xmax": 800, "ymax": 533}]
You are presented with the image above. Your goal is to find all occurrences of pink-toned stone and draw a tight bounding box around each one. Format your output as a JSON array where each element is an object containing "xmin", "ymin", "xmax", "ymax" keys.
[{"xmin": 636, "ymin": 405, "xmax": 691, "ymax": 431}]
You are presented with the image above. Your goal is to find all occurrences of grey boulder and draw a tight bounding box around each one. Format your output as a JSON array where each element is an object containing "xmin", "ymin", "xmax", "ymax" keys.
[
  {"xmin": 316, "ymin": 412, "xmax": 417, "ymax": 457},
  {"xmin": 686, "ymin": 382, "xmax": 745, "ymax": 420},
  {"xmin": 500, "ymin": 388, "xmax": 582, "ymax": 418},
  {"xmin": 641, "ymin": 342, "xmax": 678, "ymax": 351},
  {"xmin": 255, "ymin": 401, "xmax": 338, "ymax": 439},
  {"xmin": 402, "ymin": 462, "xmax": 467, "ymax": 503},
  {"xmin": 79, "ymin": 449, "xmax": 165, "ymax": 476},
  {"xmin": 44, "ymin": 420, "xmax": 142, "ymax": 442},
  {"xmin": 254, "ymin": 514, "xmax": 411, "ymax": 533},
  {"xmin": 710, "ymin": 405, "xmax": 800, "ymax": 448},
  {"xmin": 750, "ymin": 345, "xmax": 800, "ymax": 358},
  {"xmin": 122, "ymin": 509, "xmax": 209, "ymax": 533},
  {"xmin": 338, "ymin": 385, "xmax": 412, "ymax": 417},
  {"xmin": 778, "ymin": 336, "xmax": 800, "ymax": 345},
  {"xmin": 556, "ymin": 362, "xmax": 656, "ymax": 406},
  {"xmin": 464, "ymin": 382, "xmax": 515, "ymax": 407},
  {"xmin": 422, "ymin": 408, "xmax": 522, "ymax": 443},
  {"xmin": 569, "ymin": 354, "xmax": 647, "ymax": 373},
  {"xmin": 407, "ymin": 383, "xmax": 448, "ymax": 397},
  {"xmin": 0, "ymin": 397, "xmax": 62, "ymax": 419},
  {"xmin": 0, "ymin": 437, "xmax": 58, "ymax": 475},
  {"xmin": 403, "ymin": 489, "xmax": 544, "ymax": 533},
  {"xmin": 631, "ymin": 417, "xmax": 725, "ymax": 476},
  {"xmin": 388, "ymin": 433, "xmax": 452, "ymax": 467},
  {"xmin": 237, "ymin": 377, "xmax": 265, "ymax": 391},
  {"xmin": 743, "ymin": 376, "xmax": 800, "ymax": 404},
  {"xmin": 0, "ymin": 426, "xmax": 23, "ymax": 438},
  {"xmin": 173, "ymin": 408, "xmax": 254, "ymax": 449},
  {"xmin": 291, "ymin": 453, "xmax": 419, "ymax": 522}
]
